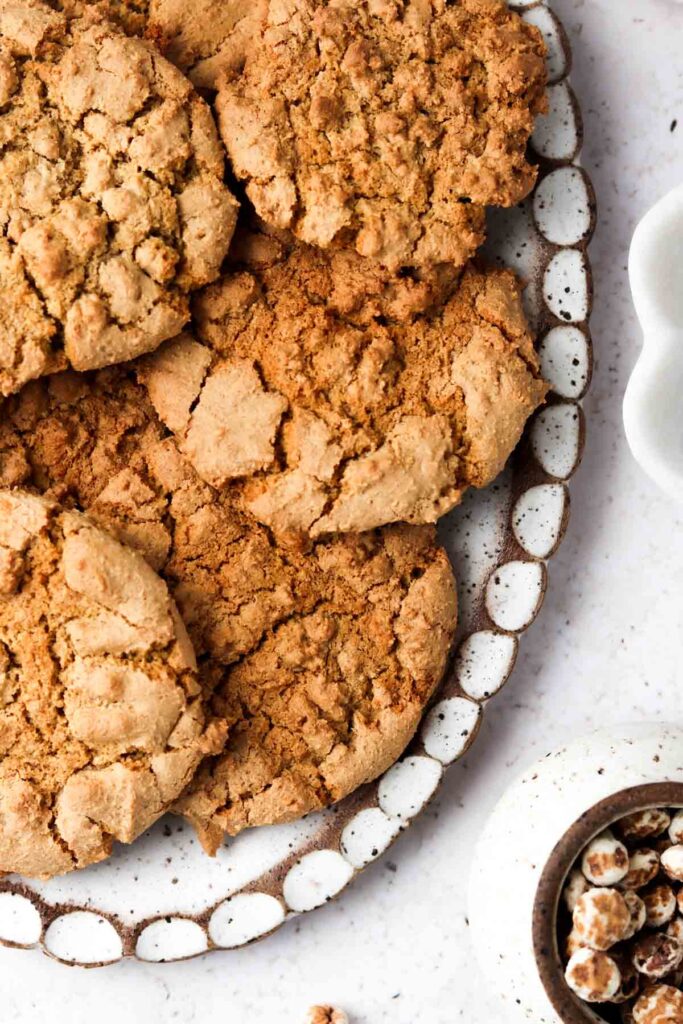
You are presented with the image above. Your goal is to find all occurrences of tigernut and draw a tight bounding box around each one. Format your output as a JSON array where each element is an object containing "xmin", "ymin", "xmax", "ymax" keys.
[
  {"xmin": 643, "ymin": 884, "xmax": 678, "ymax": 928},
  {"xmin": 582, "ymin": 831, "xmax": 630, "ymax": 886},
  {"xmin": 669, "ymin": 812, "xmax": 683, "ymax": 846},
  {"xmin": 611, "ymin": 953, "xmax": 641, "ymax": 1004},
  {"xmin": 631, "ymin": 934, "xmax": 683, "ymax": 980},
  {"xmin": 632, "ymin": 983, "xmax": 683, "ymax": 1022},
  {"xmin": 622, "ymin": 849, "xmax": 661, "ymax": 891},
  {"xmin": 662, "ymin": 846, "xmax": 683, "ymax": 884},
  {"xmin": 623, "ymin": 891, "xmax": 648, "ymax": 940},
  {"xmin": 566, "ymin": 928, "xmax": 586, "ymax": 959},
  {"xmin": 564, "ymin": 868, "xmax": 590, "ymax": 912},
  {"xmin": 618, "ymin": 810, "xmax": 672, "ymax": 843},
  {"xmin": 565, "ymin": 947, "xmax": 622, "ymax": 1003},
  {"xmin": 305, "ymin": 1008, "xmax": 350, "ymax": 1024},
  {"xmin": 574, "ymin": 888, "xmax": 632, "ymax": 950}
]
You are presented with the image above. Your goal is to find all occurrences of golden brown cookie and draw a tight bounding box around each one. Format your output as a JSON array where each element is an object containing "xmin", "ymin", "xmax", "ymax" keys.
[
  {"xmin": 50, "ymin": 0, "xmax": 265, "ymax": 89},
  {"xmin": 0, "ymin": 0, "xmax": 238, "ymax": 397},
  {"xmin": 0, "ymin": 489, "xmax": 223, "ymax": 879},
  {"xmin": 215, "ymin": 0, "xmax": 547, "ymax": 270},
  {"xmin": 46, "ymin": 0, "xmax": 149, "ymax": 35},
  {"xmin": 147, "ymin": 0, "xmax": 266, "ymax": 90},
  {"xmin": 0, "ymin": 369, "xmax": 457, "ymax": 852},
  {"xmin": 137, "ymin": 225, "xmax": 547, "ymax": 539}
]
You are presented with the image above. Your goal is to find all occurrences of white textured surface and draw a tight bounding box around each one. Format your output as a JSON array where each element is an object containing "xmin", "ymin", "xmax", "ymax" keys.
[{"xmin": 1, "ymin": 2, "xmax": 682, "ymax": 1021}]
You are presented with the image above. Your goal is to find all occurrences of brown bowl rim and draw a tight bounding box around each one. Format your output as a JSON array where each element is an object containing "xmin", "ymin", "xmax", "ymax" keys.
[{"xmin": 532, "ymin": 781, "xmax": 683, "ymax": 1024}]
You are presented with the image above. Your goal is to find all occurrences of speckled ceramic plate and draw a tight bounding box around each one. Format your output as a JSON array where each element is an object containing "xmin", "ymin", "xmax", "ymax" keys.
[{"xmin": 0, "ymin": 0, "xmax": 594, "ymax": 966}]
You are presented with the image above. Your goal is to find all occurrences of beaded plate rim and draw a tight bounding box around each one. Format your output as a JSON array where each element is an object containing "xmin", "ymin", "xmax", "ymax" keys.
[{"xmin": 0, "ymin": 0, "xmax": 595, "ymax": 967}]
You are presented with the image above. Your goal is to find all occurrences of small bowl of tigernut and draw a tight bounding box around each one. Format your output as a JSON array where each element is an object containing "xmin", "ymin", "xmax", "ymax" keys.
[
  {"xmin": 535, "ymin": 789, "xmax": 683, "ymax": 1024},
  {"xmin": 469, "ymin": 725, "xmax": 683, "ymax": 1024}
]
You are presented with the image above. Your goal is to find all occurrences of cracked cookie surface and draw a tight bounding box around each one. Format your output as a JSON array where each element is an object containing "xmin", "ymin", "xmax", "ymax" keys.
[
  {"xmin": 52, "ymin": 0, "xmax": 265, "ymax": 90},
  {"xmin": 147, "ymin": 0, "xmax": 267, "ymax": 90},
  {"xmin": 0, "ymin": 0, "xmax": 238, "ymax": 396},
  {"xmin": 0, "ymin": 489, "xmax": 222, "ymax": 879},
  {"xmin": 138, "ymin": 223, "xmax": 547, "ymax": 539},
  {"xmin": 215, "ymin": 0, "xmax": 546, "ymax": 270},
  {"xmin": 0, "ymin": 370, "xmax": 457, "ymax": 850}
]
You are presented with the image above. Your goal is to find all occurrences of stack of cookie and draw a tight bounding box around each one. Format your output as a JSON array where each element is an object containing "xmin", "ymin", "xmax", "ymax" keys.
[{"xmin": 0, "ymin": 0, "xmax": 548, "ymax": 879}]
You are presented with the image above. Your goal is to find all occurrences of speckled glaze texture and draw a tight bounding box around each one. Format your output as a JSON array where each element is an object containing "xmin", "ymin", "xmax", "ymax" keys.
[
  {"xmin": 0, "ymin": 0, "xmax": 594, "ymax": 967},
  {"xmin": 469, "ymin": 725, "xmax": 683, "ymax": 1024}
]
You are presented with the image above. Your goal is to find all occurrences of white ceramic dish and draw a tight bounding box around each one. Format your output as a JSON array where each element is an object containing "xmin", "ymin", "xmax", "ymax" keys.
[
  {"xmin": 0, "ymin": 0, "xmax": 594, "ymax": 967},
  {"xmin": 624, "ymin": 183, "xmax": 683, "ymax": 502},
  {"xmin": 468, "ymin": 724, "xmax": 683, "ymax": 1024}
]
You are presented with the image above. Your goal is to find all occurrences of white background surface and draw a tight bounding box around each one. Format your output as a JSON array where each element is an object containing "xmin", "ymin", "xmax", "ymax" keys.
[{"xmin": 2, "ymin": 1, "xmax": 683, "ymax": 1021}]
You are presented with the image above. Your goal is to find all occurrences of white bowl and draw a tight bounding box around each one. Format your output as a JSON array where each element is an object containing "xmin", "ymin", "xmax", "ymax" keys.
[{"xmin": 624, "ymin": 183, "xmax": 683, "ymax": 502}]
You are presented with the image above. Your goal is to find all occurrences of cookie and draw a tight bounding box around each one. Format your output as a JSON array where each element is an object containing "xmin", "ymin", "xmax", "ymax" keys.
[
  {"xmin": 147, "ymin": 0, "xmax": 267, "ymax": 90},
  {"xmin": 50, "ymin": 0, "xmax": 265, "ymax": 89},
  {"xmin": 0, "ymin": 1, "xmax": 238, "ymax": 397},
  {"xmin": 215, "ymin": 0, "xmax": 547, "ymax": 269},
  {"xmin": 0, "ymin": 488, "xmax": 224, "ymax": 879},
  {"xmin": 137, "ymin": 225, "xmax": 547, "ymax": 539},
  {"xmin": 46, "ymin": 0, "xmax": 149, "ymax": 35},
  {"xmin": 1, "ymin": 369, "xmax": 458, "ymax": 850}
]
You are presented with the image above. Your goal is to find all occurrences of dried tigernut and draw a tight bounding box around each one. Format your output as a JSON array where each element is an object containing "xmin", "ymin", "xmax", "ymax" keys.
[
  {"xmin": 667, "ymin": 917, "xmax": 683, "ymax": 943},
  {"xmin": 632, "ymin": 983, "xmax": 683, "ymax": 1022},
  {"xmin": 653, "ymin": 836, "xmax": 677, "ymax": 857},
  {"xmin": 566, "ymin": 929, "xmax": 586, "ymax": 959},
  {"xmin": 564, "ymin": 868, "xmax": 590, "ymax": 912},
  {"xmin": 611, "ymin": 953, "xmax": 641, "ymax": 1004},
  {"xmin": 574, "ymin": 888, "xmax": 632, "ymax": 950},
  {"xmin": 565, "ymin": 947, "xmax": 622, "ymax": 1003},
  {"xmin": 669, "ymin": 811, "xmax": 683, "ymax": 846},
  {"xmin": 661, "ymin": 846, "xmax": 683, "ymax": 883},
  {"xmin": 623, "ymin": 890, "xmax": 648, "ymax": 940},
  {"xmin": 582, "ymin": 831, "xmax": 630, "ymax": 886},
  {"xmin": 632, "ymin": 934, "xmax": 683, "ymax": 980},
  {"xmin": 618, "ymin": 810, "xmax": 672, "ymax": 843},
  {"xmin": 622, "ymin": 849, "xmax": 661, "ymax": 891},
  {"xmin": 643, "ymin": 885, "xmax": 678, "ymax": 928},
  {"xmin": 306, "ymin": 1008, "xmax": 350, "ymax": 1024}
]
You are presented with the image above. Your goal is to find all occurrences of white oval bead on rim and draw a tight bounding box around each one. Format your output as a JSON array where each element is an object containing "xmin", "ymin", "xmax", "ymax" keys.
[
  {"xmin": 531, "ymin": 404, "xmax": 582, "ymax": 480},
  {"xmin": 532, "ymin": 82, "xmax": 579, "ymax": 161},
  {"xmin": 136, "ymin": 918, "xmax": 208, "ymax": 962},
  {"xmin": 422, "ymin": 697, "xmax": 482, "ymax": 764},
  {"xmin": 209, "ymin": 893, "xmax": 285, "ymax": 949},
  {"xmin": 538, "ymin": 325, "xmax": 591, "ymax": 399},
  {"xmin": 0, "ymin": 892, "xmax": 42, "ymax": 947},
  {"xmin": 453, "ymin": 631, "xmax": 518, "ymax": 702},
  {"xmin": 513, "ymin": 484, "xmax": 568, "ymax": 559},
  {"xmin": 522, "ymin": 6, "xmax": 568, "ymax": 83},
  {"xmin": 377, "ymin": 756, "xmax": 443, "ymax": 820},
  {"xmin": 283, "ymin": 851, "xmax": 354, "ymax": 913},
  {"xmin": 544, "ymin": 249, "xmax": 590, "ymax": 323},
  {"xmin": 485, "ymin": 562, "xmax": 545, "ymax": 633},
  {"xmin": 533, "ymin": 167, "xmax": 592, "ymax": 246},
  {"xmin": 44, "ymin": 912, "xmax": 123, "ymax": 965},
  {"xmin": 340, "ymin": 808, "xmax": 401, "ymax": 869}
]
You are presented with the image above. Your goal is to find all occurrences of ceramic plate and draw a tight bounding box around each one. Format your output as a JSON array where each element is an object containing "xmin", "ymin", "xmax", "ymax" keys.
[{"xmin": 0, "ymin": 0, "xmax": 595, "ymax": 966}]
